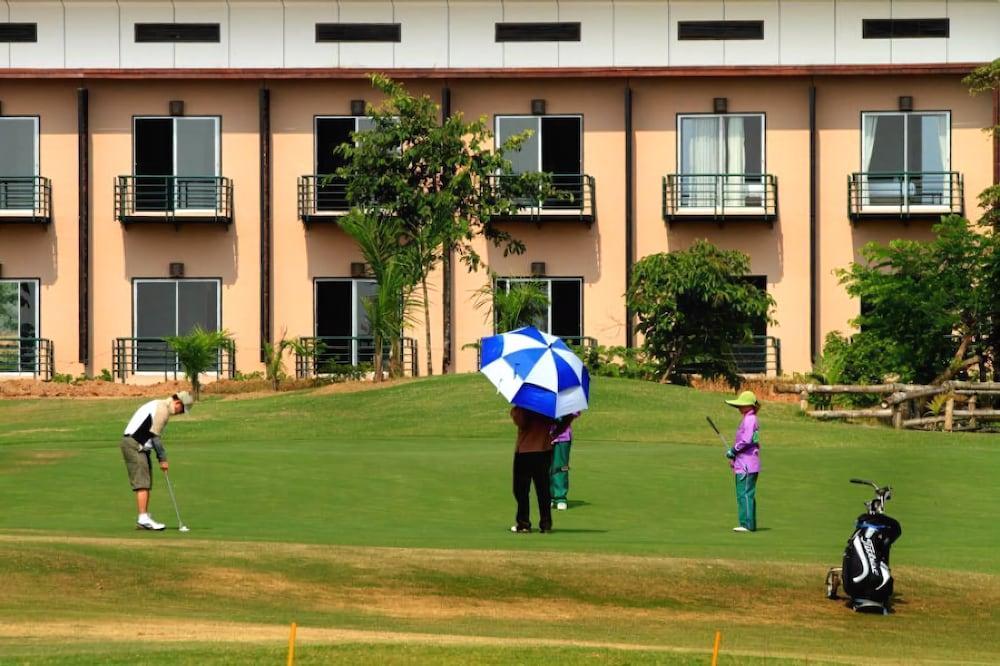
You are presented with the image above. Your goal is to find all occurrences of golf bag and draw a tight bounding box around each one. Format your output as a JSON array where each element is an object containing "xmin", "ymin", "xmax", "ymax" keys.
[{"xmin": 825, "ymin": 479, "xmax": 901, "ymax": 614}]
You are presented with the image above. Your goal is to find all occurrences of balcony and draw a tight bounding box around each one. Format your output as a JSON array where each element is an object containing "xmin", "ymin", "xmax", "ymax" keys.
[
  {"xmin": 0, "ymin": 177, "xmax": 51, "ymax": 225},
  {"xmin": 112, "ymin": 337, "xmax": 235, "ymax": 382},
  {"xmin": 0, "ymin": 338, "xmax": 54, "ymax": 380},
  {"xmin": 294, "ymin": 336, "xmax": 418, "ymax": 378},
  {"xmin": 848, "ymin": 172, "xmax": 963, "ymax": 222},
  {"xmin": 677, "ymin": 336, "xmax": 782, "ymax": 377},
  {"xmin": 662, "ymin": 174, "xmax": 777, "ymax": 224},
  {"xmin": 487, "ymin": 173, "xmax": 596, "ymax": 224},
  {"xmin": 115, "ymin": 176, "xmax": 233, "ymax": 227},
  {"xmin": 298, "ymin": 175, "xmax": 349, "ymax": 226}
]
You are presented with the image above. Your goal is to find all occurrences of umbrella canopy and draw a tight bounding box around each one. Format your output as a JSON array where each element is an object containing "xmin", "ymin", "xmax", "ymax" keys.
[{"xmin": 479, "ymin": 326, "xmax": 590, "ymax": 418}]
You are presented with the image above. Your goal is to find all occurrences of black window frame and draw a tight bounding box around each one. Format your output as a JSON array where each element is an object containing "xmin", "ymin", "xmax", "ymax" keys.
[
  {"xmin": 134, "ymin": 23, "xmax": 221, "ymax": 43},
  {"xmin": 495, "ymin": 22, "xmax": 581, "ymax": 43},
  {"xmin": 862, "ymin": 18, "xmax": 949, "ymax": 39},
  {"xmin": 0, "ymin": 23, "xmax": 37, "ymax": 43},
  {"xmin": 315, "ymin": 23, "xmax": 401, "ymax": 43},
  {"xmin": 678, "ymin": 20, "xmax": 764, "ymax": 41}
]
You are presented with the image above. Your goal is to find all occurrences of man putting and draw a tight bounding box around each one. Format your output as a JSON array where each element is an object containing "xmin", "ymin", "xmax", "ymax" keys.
[{"xmin": 120, "ymin": 391, "xmax": 193, "ymax": 530}]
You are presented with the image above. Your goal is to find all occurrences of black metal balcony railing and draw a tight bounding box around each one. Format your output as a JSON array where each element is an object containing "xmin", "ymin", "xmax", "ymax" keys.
[
  {"xmin": 112, "ymin": 337, "xmax": 236, "ymax": 382},
  {"xmin": 662, "ymin": 174, "xmax": 777, "ymax": 223},
  {"xmin": 487, "ymin": 173, "xmax": 596, "ymax": 223},
  {"xmin": 115, "ymin": 175, "xmax": 233, "ymax": 226},
  {"xmin": 475, "ymin": 335, "xmax": 597, "ymax": 368},
  {"xmin": 848, "ymin": 171, "xmax": 963, "ymax": 221},
  {"xmin": 676, "ymin": 336, "xmax": 781, "ymax": 377},
  {"xmin": 0, "ymin": 338, "xmax": 54, "ymax": 380},
  {"xmin": 0, "ymin": 177, "xmax": 52, "ymax": 224},
  {"xmin": 298, "ymin": 175, "xmax": 349, "ymax": 224},
  {"xmin": 294, "ymin": 336, "xmax": 418, "ymax": 378}
]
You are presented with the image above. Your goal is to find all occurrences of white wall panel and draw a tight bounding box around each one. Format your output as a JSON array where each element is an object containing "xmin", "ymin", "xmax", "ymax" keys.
[
  {"xmin": 0, "ymin": 2, "xmax": 10, "ymax": 67},
  {"xmin": 65, "ymin": 2, "xmax": 120, "ymax": 68},
  {"xmin": 9, "ymin": 1, "xmax": 64, "ymax": 67},
  {"xmin": 284, "ymin": 1, "xmax": 337, "ymax": 68},
  {"xmin": 947, "ymin": 0, "xmax": 1000, "ymax": 62},
  {"xmin": 558, "ymin": 1, "xmax": 613, "ymax": 67},
  {"xmin": 394, "ymin": 1, "xmax": 448, "ymax": 68},
  {"xmin": 669, "ymin": 0, "xmax": 724, "ymax": 66},
  {"xmin": 448, "ymin": 1, "xmax": 502, "ymax": 67},
  {"xmin": 613, "ymin": 1, "xmax": 669, "ymax": 66},
  {"xmin": 230, "ymin": 2, "xmax": 284, "ymax": 67},
  {"xmin": 121, "ymin": 1, "xmax": 174, "ymax": 68},
  {"xmin": 889, "ymin": 0, "xmax": 947, "ymax": 63},
  {"xmin": 723, "ymin": 0, "xmax": 779, "ymax": 65},
  {"xmin": 501, "ymin": 1, "xmax": 558, "ymax": 67},
  {"xmin": 174, "ymin": 2, "xmax": 229, "ymax": 68},
  {"xmin": 835, "ymin": 0, "xmax": 890, "ymax": 64},
  {"xmin": 339, "ymin": 1, "xmax": 394, "ymax": 68},
  {"xmin": 778, "ymin": 0, "xmax": 835, "ymax": 64}
]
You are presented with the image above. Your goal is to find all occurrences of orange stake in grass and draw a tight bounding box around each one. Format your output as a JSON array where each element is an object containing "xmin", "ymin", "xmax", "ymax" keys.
[
  {"xmin": 287, "ymin": 621, "xmax": 297, "ymax": 666},
  {"xmin": 711, "ymin": 630, "xmax": 722, "ymax": 666}
]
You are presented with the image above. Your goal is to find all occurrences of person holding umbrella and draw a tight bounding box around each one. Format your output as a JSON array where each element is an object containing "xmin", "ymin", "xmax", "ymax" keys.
[
  {"xmin": 725, "ymin": 390, "xmax": 762, "ymax": 532},
  {"xmin": 479, "ymin": 326, "xmax": 591, "ymax": 535}
]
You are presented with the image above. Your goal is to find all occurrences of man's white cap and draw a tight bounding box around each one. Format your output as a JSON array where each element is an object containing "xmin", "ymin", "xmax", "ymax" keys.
[{"xmin": 173, "ymin": 391, "xmax": 194, "ymax": 411}]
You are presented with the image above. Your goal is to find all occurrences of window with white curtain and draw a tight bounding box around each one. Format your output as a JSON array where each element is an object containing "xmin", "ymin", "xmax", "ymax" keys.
[
  {"xmin": 677, "ymin": 114, "xmax": 764, "ymax": 210},
  {"xmin": 860, "ymin": 111, "xmax": 950, "ymax": 207}
]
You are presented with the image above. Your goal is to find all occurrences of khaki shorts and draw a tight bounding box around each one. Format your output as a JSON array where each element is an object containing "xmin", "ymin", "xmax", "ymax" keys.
[{"xmin": 120, "ymin": 436, "xmax": 152, "ymax": 491}]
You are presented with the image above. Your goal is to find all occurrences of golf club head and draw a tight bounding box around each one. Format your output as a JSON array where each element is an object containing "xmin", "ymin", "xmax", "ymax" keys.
[{"xmin": 179, "ymin": 526, "xmax": 190, "ymax": 532}]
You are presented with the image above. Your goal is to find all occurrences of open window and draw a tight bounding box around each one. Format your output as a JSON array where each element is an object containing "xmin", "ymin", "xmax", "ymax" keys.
[
  {"xmin": 0, "ymin": 279, "xmax": 40, "ymax": 374},
  {"xmin": 859, "ymin": 112, "xmax": 952, "ymax": 211},
  {"xmin": 133, "ymin": 117, "xmax": 221, "ymax": 213},
  {"xmin": 314, "ymin": 278, "xmax": 378, "ymax": 368},
  {"xmin": 0, "ymin": 117, "xmax": 45, "ymax": 220},
  {"xmin": 677, "ymin": 114, "xmax": 766, "ymax": 212},
  {"xmin": 133, "ymin": 279, "xmax": 220, "ymax": 372},
  {"xmin": 495, "ymin": 277, "xmax": 583, "ymax": 341}
]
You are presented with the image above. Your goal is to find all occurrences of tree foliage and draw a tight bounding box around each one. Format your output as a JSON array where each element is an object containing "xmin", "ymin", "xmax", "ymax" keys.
[
  {"xmin": 263, "ymin": 329, "xmax": 314, "ymax": 391},
  {"xmin": 165, "ymin": 326, "xmax": 233, "ymax": 399},
  {"xmin": 830, "ymin": 216, "xmax": 1000, "ymax": 384},
  {"xmin": 334, "ymin": 74, "xmax": 550, "ymax": 377},
  {"xmin": 472, "ymin": 275, "xmax": 550, "ymax": 334},
  {"xmin": 626, "ymin": 240, "xmax": 774, "ymax": 385}
]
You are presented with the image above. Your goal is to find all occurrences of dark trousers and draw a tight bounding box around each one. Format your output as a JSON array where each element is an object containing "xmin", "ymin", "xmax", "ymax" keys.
[{"xmin": 513, "ymin": 450, "xmax": 554, "ymax": 530}]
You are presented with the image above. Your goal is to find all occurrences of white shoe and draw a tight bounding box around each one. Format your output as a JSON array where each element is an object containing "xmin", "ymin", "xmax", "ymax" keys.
[
  {"xmin": 556, "ymin": 502, "xmax": 568, "ymax": 511},
  {"xmin": 137, "ymin": 515, "xmax": 166, "ymax": 531},
  {"xmin": 732, "ymin": 526, "xmax": 750, "ymax": 532}
]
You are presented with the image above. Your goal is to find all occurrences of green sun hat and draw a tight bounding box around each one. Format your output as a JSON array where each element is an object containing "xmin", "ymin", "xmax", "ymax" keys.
[{"xmin": 725, "ymin": 390, "xmax": 759, "ymax": 408}]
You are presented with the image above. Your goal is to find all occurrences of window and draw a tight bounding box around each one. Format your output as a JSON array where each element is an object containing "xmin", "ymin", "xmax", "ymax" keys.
[
  {"xmin": 0, "ymin": 23, "xmax": 37, "ymax": 42},
  {"xmin": 495, "ymin": 277, "xmax": 582, "ymax": 340},
  {"xmin": 677, "ymin": 114, "xmax": 765, "ymax": 210},
  {"xmin": 495, "ymin": 22, "xmax": 581, "ymax": 42},
  {"xmin": 861, "ymin": 111, "xmax": 950, "ymax": 207},
  {"xmin": 133, "ymin": 279, "xmax": 220, "ymax": 371},
  {"xmin": 135, "ymin": 23, "xmax": 220, "ymax": 43},
  {"xmin": 496, "ymin": 115, "xmax": 582, "ymax": 209},
  {"xmin": 315, "ymin": 23, "xmax": 401, "ymax": 42},
  {"xmin": 0, "ymin": 279, "xmax": 39, "ymax": 373},
  {"xmin": 315, "ymin": 279, "xmax": 378, "ymax": 368},
  {"xmin": 678, "ymin": 21, "xmax": 764, "ymax": 41},
  {"xmin": 313, "ymin": 116, "xmax": 375, "ymax": 212},
  {"xmin": 862, "ymin": 19, "xmax": 949, "ymax": 39},
  {"xmin": 0, "ymin": 117, "xmax": 39, "ymax": 212},
  {"xmin": 133, "ymin": 117, "xmax": 220, "ymax": 212}
]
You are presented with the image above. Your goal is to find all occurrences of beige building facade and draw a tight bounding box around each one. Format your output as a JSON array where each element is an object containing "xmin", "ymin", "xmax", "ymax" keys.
[{"xmin": 1, "ymin": 1, "xmax": 998, "ymax": 380}]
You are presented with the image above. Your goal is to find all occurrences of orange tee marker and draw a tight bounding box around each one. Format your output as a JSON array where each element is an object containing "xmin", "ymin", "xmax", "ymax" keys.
[
  {"xmin": 287, "ymin": 621, "xmax": 297, "ymax": 666},
  {"xmin": 711, "ymin": 630, "xmax": 722, "ymax": 666}
]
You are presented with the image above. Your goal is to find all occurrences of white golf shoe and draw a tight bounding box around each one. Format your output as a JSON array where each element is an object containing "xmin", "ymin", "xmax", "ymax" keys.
[
  {"xmin": 136, "ymin": 514, "xmax": 166, "ymax": 531},
  {"xmin": 555, "ymin": 502, "xmax": 568, "ymax": 511},
  {"xmin": 732, "ymin": 526, "xmax": 750, "ymax": 532}
]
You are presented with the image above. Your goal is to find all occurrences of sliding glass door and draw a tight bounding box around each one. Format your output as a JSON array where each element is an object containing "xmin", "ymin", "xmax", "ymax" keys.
[
  {"xmin": 0, "ymin": 117, "xmax": 39, "ymax": 212},
  {"xmin": 678, "ymin": 114, "xmax": 764, "ymax": 210},
  {"xmin": 861, "ymin": 112, "xmax": 950, "ymax": 207},
  {"xmin": 0, "ymin": 279, "xmax": 39, "ymax": 373},
  {"xmin": 134, "ymin": 117, "xmax": 220, "ymax": 212}
]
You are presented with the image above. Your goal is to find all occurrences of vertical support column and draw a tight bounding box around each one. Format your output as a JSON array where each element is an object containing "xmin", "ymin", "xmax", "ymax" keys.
[
  {"xmin": 808, "ymin": 83, "xmax": 818, "ymax": 364},
  {"xmin": 77, "ymin": 88, "xmax": 90, "ymax": 369},
  {"xmin": 259, "ymin": 87, "xmax": 272, "ymax": 363},
  {"xmin": 624, "ymin": 85, "xmax": 635, "ymax": 348},
  {"xmin": 441, "ymin": 85, "xmax": 453, "ymax": 374}
]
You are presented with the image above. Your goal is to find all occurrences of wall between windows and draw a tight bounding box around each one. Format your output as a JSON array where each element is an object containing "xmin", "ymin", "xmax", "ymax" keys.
[{"xmin": 0, "ymin": 1, "xmax": 996, "ymax": 70}]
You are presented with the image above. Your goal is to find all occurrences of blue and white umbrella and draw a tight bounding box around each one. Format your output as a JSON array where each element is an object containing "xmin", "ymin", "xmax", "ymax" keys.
[{"xmin": 479, "ymin": 326, "xmax": 590, "ymax": 418}]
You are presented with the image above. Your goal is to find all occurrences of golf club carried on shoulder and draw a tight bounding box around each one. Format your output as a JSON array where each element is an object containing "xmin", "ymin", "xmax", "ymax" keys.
[
  {"xmin": 162, "ymin": 470, "xmax": 190, "ymax": 532},
  {"xmin": 825, "ymin": 478, "xmax": 901, "ymax": 614}
]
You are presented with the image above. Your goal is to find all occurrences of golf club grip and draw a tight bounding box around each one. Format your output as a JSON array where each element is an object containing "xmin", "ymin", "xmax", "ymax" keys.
[{"xmin": 850, "ymin": 478, "xmax": 873, "ymax": 486}]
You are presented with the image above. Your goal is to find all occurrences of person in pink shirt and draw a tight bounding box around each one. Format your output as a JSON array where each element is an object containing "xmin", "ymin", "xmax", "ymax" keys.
[{"xmin": 725, "ymin": 391, "xmax": 761, "ymax": 532}]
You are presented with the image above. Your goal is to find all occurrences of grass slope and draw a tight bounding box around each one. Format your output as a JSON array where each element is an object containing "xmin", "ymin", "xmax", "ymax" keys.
[{"xmin": 0, "ymin": 375, "xmax": 997, "ymax": 664}]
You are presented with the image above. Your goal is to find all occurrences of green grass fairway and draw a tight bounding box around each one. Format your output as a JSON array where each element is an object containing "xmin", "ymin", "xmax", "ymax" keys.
[{"xmin": 1, "ymin": 375, "xmax": 998, "ymax": 664}]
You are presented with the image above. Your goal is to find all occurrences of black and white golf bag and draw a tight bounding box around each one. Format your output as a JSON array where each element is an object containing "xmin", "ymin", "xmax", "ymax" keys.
[{"xmin": 825, "ymin": 479, "xmax": 901, "ymax": 614}]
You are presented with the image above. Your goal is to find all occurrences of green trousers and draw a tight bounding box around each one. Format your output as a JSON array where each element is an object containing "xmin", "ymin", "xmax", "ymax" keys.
[
  {"xmin": 549, "ymin": 440, "xmax": 571, "ymax": 502},
  {"xmin": 735, "ymin": 472, "xmax": 758, "ymax": 531}
]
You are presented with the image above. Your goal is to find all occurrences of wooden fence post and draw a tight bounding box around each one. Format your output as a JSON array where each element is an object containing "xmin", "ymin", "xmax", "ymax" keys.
[
  {"xmin": 944, "ymin": 397, "xmax": 955, "ymax": 432},
  {"xmin": 799, "ymin": 390, "xmax": 809, "ymax": 412},
  {"xmin": 968, "ymin": 394, "xmax": 977, "ymax": 429}
]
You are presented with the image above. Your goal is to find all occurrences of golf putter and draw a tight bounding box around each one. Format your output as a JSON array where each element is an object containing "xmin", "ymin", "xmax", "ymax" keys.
[
  {"xmin": 705, "ymin": 416, "xmax": 730, "ymax": 449},
  {"xmin": 162, "ymin": 470, "xmax": 190, "ymax": 532}
]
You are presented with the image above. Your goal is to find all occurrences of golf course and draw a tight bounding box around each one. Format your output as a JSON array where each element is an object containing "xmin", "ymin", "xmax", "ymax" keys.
[{"xmin": 1, "ymin": 374, "xmax": 998, "ymax": 664}]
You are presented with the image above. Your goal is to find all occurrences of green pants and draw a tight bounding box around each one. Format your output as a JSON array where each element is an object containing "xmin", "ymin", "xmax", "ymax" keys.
[
  {"xmin": 549, "ymin": 440, "xmax": 571, "ymax": 502},
  {"xmin": 735, "ymin": 472, "xmax": 758, "ymax": 531}
]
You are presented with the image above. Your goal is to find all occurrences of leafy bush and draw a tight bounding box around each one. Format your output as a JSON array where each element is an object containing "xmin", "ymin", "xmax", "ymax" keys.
[
  {"xmin": 165, "ymin": 327, "xmax": 233, "ymax": 399},
  {"xmin": 572, "ymin": 344, "xmax": 658, "ymax": 380},
  {"xmin": 319, "ymin": 362, "xmax": 370, "ymax": 383}
]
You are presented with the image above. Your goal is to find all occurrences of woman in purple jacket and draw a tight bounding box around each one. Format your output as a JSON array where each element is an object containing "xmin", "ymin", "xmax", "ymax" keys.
[{"xmin": 725, "ymin": 391, "xmax": 761, "ymax": 532}]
